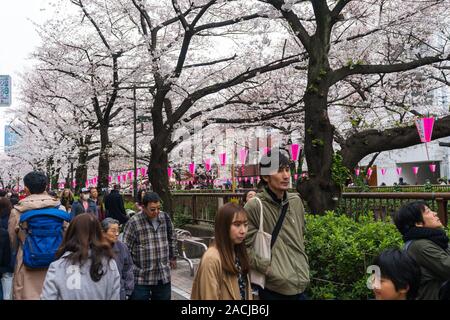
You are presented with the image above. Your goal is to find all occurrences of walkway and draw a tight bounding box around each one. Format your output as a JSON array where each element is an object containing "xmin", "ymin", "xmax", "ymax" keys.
[{"xmin": 171, "ymin": 258, "xmax": 201, "ymax": 300}]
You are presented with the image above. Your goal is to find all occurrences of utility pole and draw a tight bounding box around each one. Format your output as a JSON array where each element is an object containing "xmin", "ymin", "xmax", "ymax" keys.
[{"xmin": 133, "ymin": 87, "xmax": 138, "ymax": 202}]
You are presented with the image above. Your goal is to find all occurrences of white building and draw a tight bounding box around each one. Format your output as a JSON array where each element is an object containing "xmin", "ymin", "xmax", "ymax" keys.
[{"xmin": 360, "ymin": 137, "xmax": 450, "ymax": 186}]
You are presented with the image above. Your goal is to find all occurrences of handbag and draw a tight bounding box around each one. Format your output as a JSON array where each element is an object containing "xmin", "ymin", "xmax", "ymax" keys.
[
  {"xmin": 249, "ymin": 196, "xmax": 290, "ymax": 289},
  {"xmin": 249, "ymin": 197, "xmax": 271, "ymax": 289}
]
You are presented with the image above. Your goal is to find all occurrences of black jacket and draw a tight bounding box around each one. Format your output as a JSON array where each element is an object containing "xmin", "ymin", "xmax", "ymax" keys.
[
  {"xmin": 0, "ymin": 228, "xmax": 12, "ymax": 274},
  {"xmin": 104, "ymin": 190, "xmax": 129, "ymax": 225}
]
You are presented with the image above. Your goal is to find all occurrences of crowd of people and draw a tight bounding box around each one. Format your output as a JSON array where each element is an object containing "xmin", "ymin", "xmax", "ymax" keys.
[{"xmin": 0, "ymin": 150, "xmax": 450, "ymax": 300}]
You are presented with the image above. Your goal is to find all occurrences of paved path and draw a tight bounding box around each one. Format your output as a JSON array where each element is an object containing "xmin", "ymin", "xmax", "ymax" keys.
[{"xmin": 171, "ymin": 258, "xmax": 201, "ymax": 300}]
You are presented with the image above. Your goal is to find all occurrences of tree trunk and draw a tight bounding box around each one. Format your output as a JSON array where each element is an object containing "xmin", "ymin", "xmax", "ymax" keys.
[
  {"xmin": 297, "ymin": 40, "xmax": 339, "ymax": 215},
  {"xmin": 98, "ymin": 126, "xmax": 110, "ymax": 194},
  {"xmin": 149, "ymin": 140, "xmax": 172, "ymax": 215},
  {"xmin": 75, "ymin": 146, "xmax": 89, "ymax": 195}
]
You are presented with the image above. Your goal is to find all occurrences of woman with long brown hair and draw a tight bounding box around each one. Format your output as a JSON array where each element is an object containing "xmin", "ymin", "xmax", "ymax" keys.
[
  {"xmin": 41, "ymin": 213, "xmax": 120, "ymax": 300},
  {"xmin": 191, "ymin": 203, "xmax": 252, "ymax": 300}
]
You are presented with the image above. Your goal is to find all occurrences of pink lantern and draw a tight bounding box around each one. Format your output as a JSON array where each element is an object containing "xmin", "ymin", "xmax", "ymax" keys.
[
  {"xmin": 290, "ymin": 144, "xmax": 301, "ymax": 161},
  {"xmin": 85, "ymin": 181, "xmax": 89, "ymax": 187},
  {"xmin": 219, "ymin": 153, "xmax": 227, "ymax": 166},
  {"xmin": 167, "ymin": 167, "xmax": 173, "ymax": 177},
  {"xmin": 141, "ymin": 168, "xmax": 146, "ymax": 176},
  {"xmin": 412, "ymin": 167, "xmax": 419, "ymax": 175},
  {"xmin": 127, "ymin": 171, "xmax": 133, "ymax": 181},
  {"xmin": 294, "ymin": 174, "xmax": 299, "ymax": 180},
  {"xmin": 355, "ymin": 168, "xmax": 360, "ymax": 176},
  {"xmin": 122, "ymin": 174, "xmax": 127, "ymax": 182},
  {"xmin": 396, "ymin": 167, "xmax": 402, "ymax": 176},
  {"xmin": 381, "ymin": 168, "xmax": 386, "ymax": 176},
  {"xmin": 239, "ymin": 148, "xmax": 248, "ymax": 165},
  {"xmin": 108, "ymin": 176, "xmax": 112, "ymax": 183},
  {"xmin": 118, "ymin": 175, "xmax": 122, "ymax": 183},
  {"xmin": 429, "ymin": 164, "xmax": 436, "ymax": 173},
  {"xmin": 250, "ymin": 177, "xmax": 254, "ymax": 183},
  {"xmin": 367, "ymin": 168, "xmax": 373, "ymax": 178},
  {"xmin": 415, "ymin": 117, "xmax": 434, "ymax": 143},
  {"xmin": 189, "ymin": 163, "xmax": 196, "ymax": 175},
  {"xmin": 238, "ymin": 177, "xmax": 242, "ymax": 182},
  {"xmin": 263, "ymin": 147, "xmax": 270, "ymax": 155},
  {"xmin": 204, "ymin": 159, "xmax": 212, "ymax": 171}
]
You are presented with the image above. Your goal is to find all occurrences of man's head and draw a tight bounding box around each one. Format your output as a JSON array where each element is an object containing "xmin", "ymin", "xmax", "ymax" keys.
[
  {"xmin": 259, "ymin": 148, "xmax": 292, "ymax": 196},
  {"xmin": 142, "ymin": 192, "xmax": 161, "ymax": 219},
  {"xmin": 23, "ymin": 171, "xmax": 48, "ymax": 195},
  {"xmin": 394, "ymin": 200, "xmax": 443, "ymax": 235},
  {"xmin": 80, "ymin": 188, "xmax": 90, "ymax": 201}
]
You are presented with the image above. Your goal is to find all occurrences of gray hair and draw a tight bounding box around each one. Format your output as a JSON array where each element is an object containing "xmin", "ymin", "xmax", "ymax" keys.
[{"xmin": 101, "ymin": 218, "xmax": 120, "ymax": 232}]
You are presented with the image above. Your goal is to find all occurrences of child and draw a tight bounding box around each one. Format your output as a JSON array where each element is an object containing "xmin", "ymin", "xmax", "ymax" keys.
[{"xmin": 372, "ymin": 248, "xmax": 421, "ymax": 300}]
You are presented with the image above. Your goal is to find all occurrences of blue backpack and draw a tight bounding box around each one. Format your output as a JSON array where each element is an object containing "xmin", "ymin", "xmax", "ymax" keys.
[{"xmin": 19, "ymin": 208, "xmax": 72, "ymax": 269}]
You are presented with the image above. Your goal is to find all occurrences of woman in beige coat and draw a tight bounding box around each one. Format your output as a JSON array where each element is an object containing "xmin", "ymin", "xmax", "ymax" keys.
[{"xmin": 191, "ymin": 203, "xmax": 252, "ymax": 300}]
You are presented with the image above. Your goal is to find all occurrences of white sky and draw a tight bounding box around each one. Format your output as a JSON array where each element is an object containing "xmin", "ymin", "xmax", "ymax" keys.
[{"xmin": 0, "ymin": 0, "xmax": 54, "ymax": 151}]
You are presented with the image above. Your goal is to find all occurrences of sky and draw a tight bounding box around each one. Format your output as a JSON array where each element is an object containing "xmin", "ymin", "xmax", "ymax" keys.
[{"xmin": 0, "ymin": 0, "xmax": 54, "ymax": 152}]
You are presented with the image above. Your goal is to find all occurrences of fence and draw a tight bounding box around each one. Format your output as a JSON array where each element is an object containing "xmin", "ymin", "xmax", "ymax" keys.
[
  {"xmin": 172, "ymin": 191, "xmax": 449, "ymax": 226},
  {"xmin": 172, "ymin": 193, "xmax": 244, "ymax": 223},
  {"xmin": 344, "ymin": 184, "xmax": 450, "ymax": 193}
]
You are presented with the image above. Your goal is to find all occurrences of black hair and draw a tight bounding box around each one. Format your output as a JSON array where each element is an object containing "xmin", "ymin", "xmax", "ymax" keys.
[
  {"xmin": 142, "ymin": 192, "xmax": 161, "ymax": 206},
  {"xmin": 0, "ymin": 190, "xmax": 6, "ymax": 197},
  {"xmin": 259, "ymin": 148, "xmax": 292, "ymax": 184},
  {"xmin": 393, "ymin": 201, "xmax": 427, "ymax": 235},
  {"xmin": 373, "ymin": 248, "xmax": 421, "ymax": 300},
  {"xmin": 23, "ymin": 171, "xmax": 48, "ymax": 194}
]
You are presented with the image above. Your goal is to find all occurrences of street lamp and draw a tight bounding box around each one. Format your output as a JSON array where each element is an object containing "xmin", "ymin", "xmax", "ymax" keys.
[{"xmin": 68, "ymin": 156, "xmax": 77, "ymax": 192}]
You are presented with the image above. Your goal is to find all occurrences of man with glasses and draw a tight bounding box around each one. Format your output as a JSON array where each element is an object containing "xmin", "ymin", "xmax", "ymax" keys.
[{"xmin": 122, "ymin": 192, "xmax": 177, "ymax": 300}]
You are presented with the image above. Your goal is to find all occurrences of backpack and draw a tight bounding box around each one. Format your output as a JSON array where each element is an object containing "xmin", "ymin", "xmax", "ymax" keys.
[{"xmin": 19, "ymin": 207, "xmax": 72, "ymax": 269}]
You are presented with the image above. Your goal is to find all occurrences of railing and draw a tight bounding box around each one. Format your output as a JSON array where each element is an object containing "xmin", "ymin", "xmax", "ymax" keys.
[
  {"xmin": 172, "ymin": 193, "xmax": 244, "ymax": 223},
  {"xmin": 344, "ymin": 185, "xmax": 450, "ymax": 193},
  {"xmin": 172, "ymin": 191, "xmax": 449, "ymax": 227},
  {"xmin": 339, "ymin": 192, "xmax": 449, "ymax": 226}
]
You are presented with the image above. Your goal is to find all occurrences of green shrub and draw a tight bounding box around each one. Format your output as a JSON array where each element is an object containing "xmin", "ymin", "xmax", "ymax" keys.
[
  {"xmin": 305, "ymin": 211, "xmax": 403, "ymax": 299},
  {"xmin": 172, "ymin": 207, "xmax": 192, "ymax": 228}
]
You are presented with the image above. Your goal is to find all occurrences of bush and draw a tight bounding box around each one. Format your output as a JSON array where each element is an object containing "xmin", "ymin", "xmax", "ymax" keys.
[{"xmin": 305, "ymin": 211, "xmax": 403, "ymax": 300}]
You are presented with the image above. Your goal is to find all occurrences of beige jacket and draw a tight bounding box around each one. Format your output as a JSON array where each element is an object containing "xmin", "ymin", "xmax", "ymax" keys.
[
  {"xmin": 191, "ymin": 246, "xmax": 252, "ymax": 300},
  {"xmin": 8, "ymin": 193, "xmax": 63, "ymax": 300}
]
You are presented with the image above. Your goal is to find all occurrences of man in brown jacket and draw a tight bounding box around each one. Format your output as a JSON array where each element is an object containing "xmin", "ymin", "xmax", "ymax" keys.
[{"xmin": 8, "ymin": 171, "xmax": 64, "ymax": 300}]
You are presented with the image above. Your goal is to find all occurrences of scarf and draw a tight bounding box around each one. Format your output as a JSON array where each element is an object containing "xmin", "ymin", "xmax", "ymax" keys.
[{"xmin": 403, "ymin": 227, "xmax": 449, "ymax": 250}]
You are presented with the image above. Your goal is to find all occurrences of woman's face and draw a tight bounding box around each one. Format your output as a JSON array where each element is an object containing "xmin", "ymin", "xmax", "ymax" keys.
[
  {"xmin": 104, "ymin": 223, "xmax": 119, "ymax": 243},
  {"xmin": 229, "ymin": 212, "xmax": 248, "ymax": 245},
  {"xmin": 418, "ymin": 206, "xmax": 443, "ymax": 229}
]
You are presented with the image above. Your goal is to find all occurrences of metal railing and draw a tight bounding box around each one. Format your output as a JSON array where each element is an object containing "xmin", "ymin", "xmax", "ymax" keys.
[
  {"xmin": 339, "ymin": 192, "xmax": 449, "ymax": 226},
  {"xmin": 172, "ymin": 191, "xmax": 449, "ymax": 226}
]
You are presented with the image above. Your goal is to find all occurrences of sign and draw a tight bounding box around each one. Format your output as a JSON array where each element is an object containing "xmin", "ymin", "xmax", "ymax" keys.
[
  {"xmin": 0, "ymin": 75, "xmax": 11, "ymax": 106},
  {"xmin": 4, "ymin": 125, "xmax": 18, "ymax": 147}
]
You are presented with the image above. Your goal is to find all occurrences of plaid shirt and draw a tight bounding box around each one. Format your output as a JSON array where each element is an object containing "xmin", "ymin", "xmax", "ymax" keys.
[{"xmin": 122, "ymin": 211, "xmax": 177, "ymax": 286}]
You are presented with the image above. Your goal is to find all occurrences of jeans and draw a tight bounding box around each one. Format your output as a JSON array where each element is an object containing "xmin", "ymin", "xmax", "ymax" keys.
[
  {"xmin": 0, "ymin": 273, "xmax": 13, "ymax": 300},
  {"xmin": 130, "ymin": 281, "xmax": 171, "ymax": 300},
  {"xmin": 258, "ymin": 286, "xmax": 307, "ymax": 300}
]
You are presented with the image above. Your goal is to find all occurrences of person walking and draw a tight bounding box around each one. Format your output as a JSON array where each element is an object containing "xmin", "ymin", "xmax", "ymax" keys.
[
  {"xmin": 122, "ymin": 192, "xmax": 176, "ymax": 300},
  {"xmin": 70, "ymin": 188, "xmax": 98, "ymax": 218},
  {"xmin": 244, "ymin": 149, "xmax": 309, "ymax": 300},
  {"xmin": 41, "ymin": 213, "xmax": 120, "ymax": 300},
  {"xmin": 191, "ymin": 203, "xmax": 252, "ymax": 300},
  {"xmin": 101, "ymin": 218, "xmax": 134, "ymax": 300},
  {"xmin": 8, "ymin": 171, "xmax": 68, "ymax": 300},
  {"xmin": 104, "ymin": 185, "xmax": 128, "ymax": 225}
]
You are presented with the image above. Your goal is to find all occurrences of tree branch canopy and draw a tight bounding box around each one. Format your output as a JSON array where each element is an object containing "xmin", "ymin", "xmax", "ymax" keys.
[
  {"xmin": 330, "ymin": 55, "xmax": 450, "ymax": 85},
  {"xmin": 340, "ymin": 115, "xmax": 450, "ymax": 170}
]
